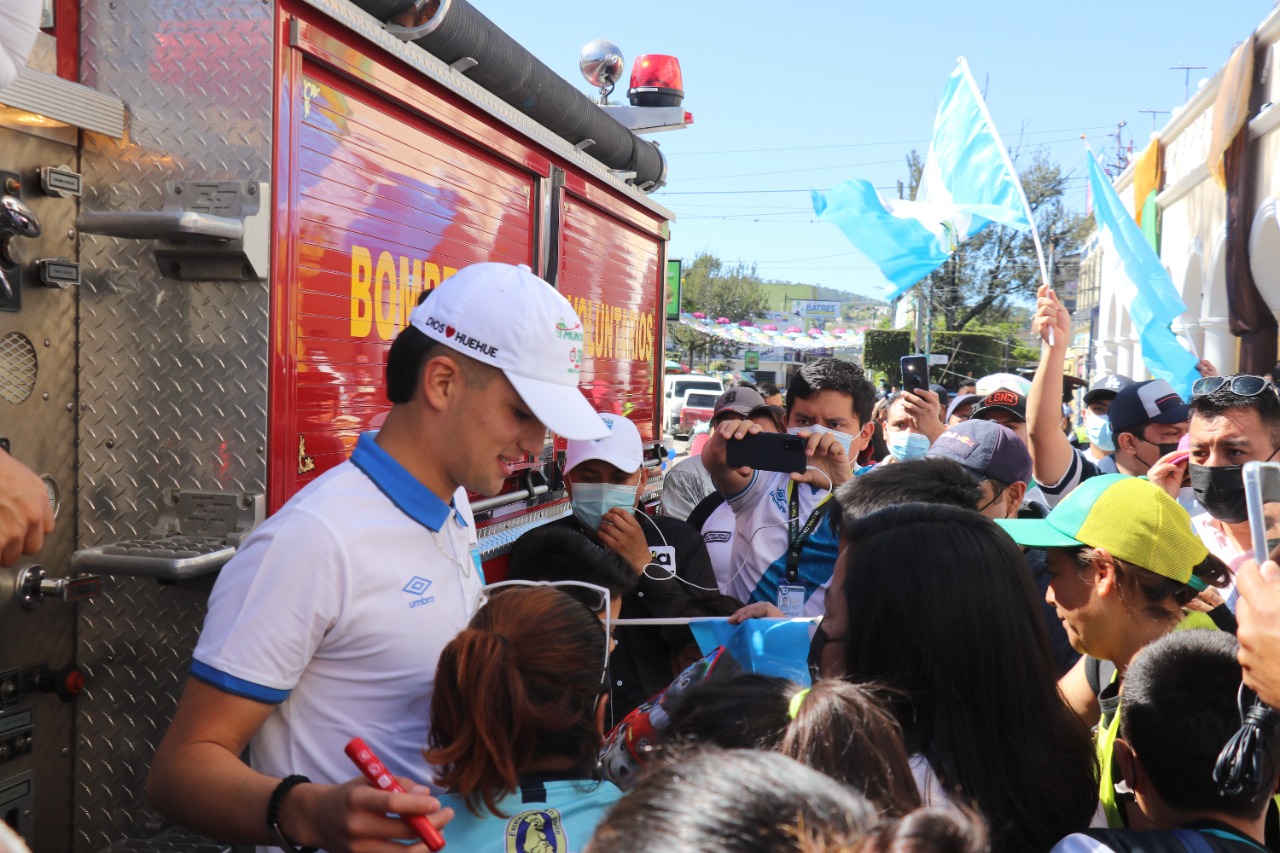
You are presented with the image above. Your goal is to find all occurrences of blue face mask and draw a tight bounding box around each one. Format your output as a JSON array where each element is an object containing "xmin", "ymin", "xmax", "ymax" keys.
[
  {"xmin": 571, "ymin": 482, "xmax": 638, "ymax": 531},
  {"xmin": 888, "ymin": 431, "xmax": 931, "ymax": 462},
  {"xmin": 1085, "ymin": 412, "xmax": 1115, "ymax": 452}
]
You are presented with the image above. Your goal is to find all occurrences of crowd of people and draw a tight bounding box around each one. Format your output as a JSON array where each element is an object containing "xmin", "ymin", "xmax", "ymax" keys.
[{"xmin": 5, "ymin": 265, "xmax": 1280, "ymax": 852}]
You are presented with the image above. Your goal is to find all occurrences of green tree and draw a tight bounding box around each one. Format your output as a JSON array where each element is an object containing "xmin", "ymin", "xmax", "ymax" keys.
[
  {"xmin": 668, "ymin": 252, "xmax": 769, "ymax": 367},
  {"xmin": 901, "ymin": 148, "xmax": 1088, "ymax": 331},
  {"xmin": 863, "ymin": 330, "xmax": 912, "ymax": 383}
]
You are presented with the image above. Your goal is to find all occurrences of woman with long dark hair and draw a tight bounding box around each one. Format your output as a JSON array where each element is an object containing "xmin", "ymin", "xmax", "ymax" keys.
[
  {"xmin": 842, "ymin": 502, "xmax": 1097, "ymax": 852},
  {"xmin": 426, "ymin": 584, "xmax": 619, "ymax": 849}
]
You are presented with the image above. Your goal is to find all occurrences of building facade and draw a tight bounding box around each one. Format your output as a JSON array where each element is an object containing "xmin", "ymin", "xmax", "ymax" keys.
[{"xmin": 1097, "ymin": 9, "xmax": 1280, "ymax": 381}]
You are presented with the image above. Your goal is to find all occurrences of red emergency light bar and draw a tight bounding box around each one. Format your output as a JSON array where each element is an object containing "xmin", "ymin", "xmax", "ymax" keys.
[{"xmin": 629, "ymin": 54, "xmax": 684, "ymax": 107}]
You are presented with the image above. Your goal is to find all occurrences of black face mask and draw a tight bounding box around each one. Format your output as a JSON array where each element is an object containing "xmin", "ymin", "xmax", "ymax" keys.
[
  {"xmin": 1131, "ymin": 437, "xmax": 1182, "ymax": 472},
  {"xmin": 1189, "ymin": 463, "xmax": 1248, "ymax": 524}
]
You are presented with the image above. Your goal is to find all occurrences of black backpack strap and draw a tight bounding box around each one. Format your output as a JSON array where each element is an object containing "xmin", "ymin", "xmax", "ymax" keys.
[
  {"xmin": 1085, "ymin": 655, "xmax": 1103, "ymax": 698},
  {"xmin": 687, "ymin": 491, "xmax": 726, "ymax": 533},
  {"xmin": 1205, "ymin": 603, "xmax": 1238, "ymax": 634}
]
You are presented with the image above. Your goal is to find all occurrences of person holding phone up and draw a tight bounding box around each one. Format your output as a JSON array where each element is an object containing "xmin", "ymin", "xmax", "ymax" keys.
[
  {"xmin": 703, "ymin": 359, "xmax": 877, "ymax": 618},
  {"xmin": 881, "ymin": 355, "xmax": 945, "ymax": 464}
]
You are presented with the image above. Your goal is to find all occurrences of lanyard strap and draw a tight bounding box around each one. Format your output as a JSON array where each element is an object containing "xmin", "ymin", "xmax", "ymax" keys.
[{"xmin": 787, "ymin": 482, "xmax": 830, "ymax": 586}]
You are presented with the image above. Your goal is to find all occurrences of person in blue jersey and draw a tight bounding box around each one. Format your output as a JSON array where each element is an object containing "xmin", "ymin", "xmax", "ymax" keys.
[
  {"xmin": 148, "ymin": 263, "xmax": 610, "ymax": 852},
  {"xmin": 428, "ymin": 585, "xmax": 622, "ymax": 852},
  {"xmin": 703, "ymin": 358, "xmax": 877, "ymax": 618}
]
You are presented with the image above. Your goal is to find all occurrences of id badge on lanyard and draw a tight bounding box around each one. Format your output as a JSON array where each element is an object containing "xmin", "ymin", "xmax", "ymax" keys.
[
  {"xmin": 779, "ymin": 482, "xmax": 827, "ymax": 617},
  {"xmin": 777, "ymin": 583, "xmax": 806, "ymax": 618}
]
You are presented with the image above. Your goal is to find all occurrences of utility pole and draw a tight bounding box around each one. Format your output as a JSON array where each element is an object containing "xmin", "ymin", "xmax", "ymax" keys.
[
  {"xmin": 1105, "ymin": 121, "xmax": 1129, "ymax": 177},
  {"xmin": 925, "ymin": 274, "xmax": 933, "ymax": 369},
  {"xmin": 1170, "ymin": 63, "xmax": 1207, "ymax": 103},
  {"xmin": 1139, "ymin": 108, "xmax": 1170, "ymax": 135}
]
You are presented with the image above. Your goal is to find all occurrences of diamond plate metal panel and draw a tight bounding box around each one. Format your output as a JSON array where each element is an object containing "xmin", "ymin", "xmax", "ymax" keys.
[
  {"xmin": 75, "ymin": 1, "xmax": 274, "ymax": 850},
  {"xmin": 0, "ymin": 126, "xmax": 82, "ymax": 853}
]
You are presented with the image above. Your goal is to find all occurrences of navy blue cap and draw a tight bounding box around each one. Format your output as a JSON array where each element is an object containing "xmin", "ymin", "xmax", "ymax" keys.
[
  {"xmin": 1107, "ymin": 379, "xmax": 1188, "ymax": 435},
  {"xmin": 926, "ymin": 419, "xmax": 1033, "ymax": 485}
]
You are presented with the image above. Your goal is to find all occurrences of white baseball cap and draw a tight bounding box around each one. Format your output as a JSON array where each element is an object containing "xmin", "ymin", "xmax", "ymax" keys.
[
  {"xmin": 564, "ymin": 414, "xmax": 643, "ymax": 475},
  {"xmin": 410, "ymin": 263, "xmax": 609, "ymax": 440}
]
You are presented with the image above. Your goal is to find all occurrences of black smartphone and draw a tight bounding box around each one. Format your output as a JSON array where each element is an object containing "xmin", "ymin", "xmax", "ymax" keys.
[
  {"xmin": 726, "ymin": 432, "xmax": 808, "ymax": 474},
  {"xmin": 900, "ymin": 354, "xmax": 928, "ymax": 394}
]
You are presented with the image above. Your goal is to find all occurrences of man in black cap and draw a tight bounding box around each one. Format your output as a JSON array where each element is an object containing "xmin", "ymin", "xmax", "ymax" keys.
[
  {"xmin": 1036, "ymin": 378, "xmax": 1189, "ymax": 508},
  {"xmin": 661, "ymin": 386, "xmax": 766, "ymax": 521},
  {"xmin": 1074, "ymin": 373, "xmax": 1133, "ymax": 454},
  {"xmin": 971, "ymin": 388, "xmax": 1030, "ymax": 447},
  {"xmin": 945, "ymin": 393, "xmax": 981, "ymax": 426},
  {"xmin": 927, "ymin": 419, "xmax": 1032, "ymax": 520}
]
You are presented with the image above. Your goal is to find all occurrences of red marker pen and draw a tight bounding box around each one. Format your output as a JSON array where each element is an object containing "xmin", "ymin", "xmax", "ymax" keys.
[{"xmin": 344, "ymin": 737, "xmax": 446, "ymax": 851}]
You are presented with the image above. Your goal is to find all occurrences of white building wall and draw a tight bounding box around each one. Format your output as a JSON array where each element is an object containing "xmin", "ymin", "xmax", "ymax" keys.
[{"xmin": 1096, "ymin": 7, "xmax": 1280, "ymax": 382}]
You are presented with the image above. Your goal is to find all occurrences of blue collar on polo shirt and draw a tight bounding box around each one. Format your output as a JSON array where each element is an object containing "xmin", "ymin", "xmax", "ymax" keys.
[{"xmin": 351, "ymin": 432, "xmax": 460, "ymax": 532}]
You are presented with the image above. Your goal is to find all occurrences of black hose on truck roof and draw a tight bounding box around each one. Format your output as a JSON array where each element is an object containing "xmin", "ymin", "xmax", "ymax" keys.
[{"xmin": 348, "ymin": 0, "xmax": 667, "ymax": 190}]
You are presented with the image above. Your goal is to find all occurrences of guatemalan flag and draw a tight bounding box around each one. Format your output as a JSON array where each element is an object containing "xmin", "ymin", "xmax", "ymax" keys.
[
  {"xmin": 1086, "ymin": 148, "xmax": 1200, "ymax": 398},
  {"xmin": 812, "ymin": 58, "xmax": 1031, "ymax": 301}
]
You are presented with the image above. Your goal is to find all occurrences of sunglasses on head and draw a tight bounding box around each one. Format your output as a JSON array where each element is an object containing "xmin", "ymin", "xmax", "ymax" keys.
[
  {"xmin": 1191, "ymin": 374, "xmax": 1276, "ymax": 400},
  {"xmin": 474, "ymin": 579, "xmax": 613, "ymax": 683}
]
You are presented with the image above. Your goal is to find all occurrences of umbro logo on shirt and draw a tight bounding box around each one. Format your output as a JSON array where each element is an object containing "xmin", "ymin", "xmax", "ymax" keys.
[
  {"xmin": 771, "ymin": 487, "xmax": 787, "ymax": 513},
  {"xmin": 402, "ymin": 576, "xmax": 436, "ymax": 609}
]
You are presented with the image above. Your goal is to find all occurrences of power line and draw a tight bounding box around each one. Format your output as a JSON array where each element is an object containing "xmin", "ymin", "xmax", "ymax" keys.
[
  {"xmin": 660, "ymin": 176, "xmax": 1090, "ymax": 198},
  {"xmin": 668, "ymin": 124, "xmax": 1119, "ymax": 156},
  {"xmin": 664, "ymin": 138, "xmax": 1103, "ymax": 185},
  {"xmin": 664, "ymin": 158, "xmax": 902, "ymax": 184}
]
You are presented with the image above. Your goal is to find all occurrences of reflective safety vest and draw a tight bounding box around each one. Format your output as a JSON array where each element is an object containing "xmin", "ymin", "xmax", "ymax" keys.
[{"xmin": 1096, "ymin": 611, "xmax": 1219, "ymax": 828}]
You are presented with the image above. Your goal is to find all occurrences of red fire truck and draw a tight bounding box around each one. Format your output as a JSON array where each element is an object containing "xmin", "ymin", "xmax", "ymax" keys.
[{"xmin": 0, "ymin": 1, "xmax": 681, "ymax": 848}]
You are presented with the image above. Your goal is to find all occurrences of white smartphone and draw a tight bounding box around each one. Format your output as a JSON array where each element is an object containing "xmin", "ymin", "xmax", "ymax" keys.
[{"xmin": 1242, "ymin": 461, "xmax": 1280, "ymax": 563}]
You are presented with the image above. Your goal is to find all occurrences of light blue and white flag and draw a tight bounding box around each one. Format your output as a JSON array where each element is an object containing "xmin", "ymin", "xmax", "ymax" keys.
[
  {"xmin": 812, "ymin": 58, "xmax": 1032, "ymax": 301},
  {"xmin": 1086, "ymin": 148, "xmax": 1199, "ymax": 398},
  {"xmin": 688, "ymin": 618, "xmax": 816, "ymax": 687}
]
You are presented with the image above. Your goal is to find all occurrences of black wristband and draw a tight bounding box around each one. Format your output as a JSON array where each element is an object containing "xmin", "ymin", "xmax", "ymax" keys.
[{"xmin": 267, "ymin": 774, "xmax": 317, "ymax": 853}]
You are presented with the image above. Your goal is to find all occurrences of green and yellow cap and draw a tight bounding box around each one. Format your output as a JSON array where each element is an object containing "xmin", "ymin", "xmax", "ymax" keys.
[{"xmin": 995, "ymin": 474, "xmax": 1207, "ymax": 583}]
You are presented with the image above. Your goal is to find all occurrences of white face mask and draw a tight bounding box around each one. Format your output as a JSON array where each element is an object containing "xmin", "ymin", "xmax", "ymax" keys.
[
  {"xmin": 571, "ymin": 482, "xmax": 637, "ymax": 530},
  {"xmin": 788, "ymin": 424, "xmax": 855, "ymax": 457},
  {"xmin": 1084, "ymin": 412, "xmax": 1115, "ymax": 452}
]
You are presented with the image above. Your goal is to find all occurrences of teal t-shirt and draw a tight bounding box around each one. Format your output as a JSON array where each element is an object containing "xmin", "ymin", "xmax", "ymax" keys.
[{"xmin": 436, "ymin": 776, "xmax": 623, "ymax": 852}]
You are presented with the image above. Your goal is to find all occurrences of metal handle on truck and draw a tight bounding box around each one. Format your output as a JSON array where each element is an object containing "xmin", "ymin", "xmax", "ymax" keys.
[{"xmin": 15, "ymin": 565, "xmax": 102, "ymax": 610}]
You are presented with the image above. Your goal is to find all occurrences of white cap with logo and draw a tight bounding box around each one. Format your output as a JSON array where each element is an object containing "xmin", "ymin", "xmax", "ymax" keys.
[
  {"xmin": 564, "ymin": 413, "xmax": 643, "ymax": 475},
  {"xmin": 409, "ymin": 263, "xmax": 609, "ymax": 440}
]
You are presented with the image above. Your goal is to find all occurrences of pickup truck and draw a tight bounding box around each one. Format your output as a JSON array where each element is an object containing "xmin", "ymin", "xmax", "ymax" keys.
[{"xmin": 678, "ymin": 390, "xmax": 720, "ymax": 436}]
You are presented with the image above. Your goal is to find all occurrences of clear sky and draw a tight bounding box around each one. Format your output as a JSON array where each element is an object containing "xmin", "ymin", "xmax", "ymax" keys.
[{"xmin": 475, "ymin": 1, "xmax": 1273, "ymax": 298}]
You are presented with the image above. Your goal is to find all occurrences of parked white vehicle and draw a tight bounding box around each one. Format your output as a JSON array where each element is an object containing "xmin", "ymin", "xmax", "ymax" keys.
[{"xmin": 663, "ymin": 374, "xmax": 725, "ymax": 434}]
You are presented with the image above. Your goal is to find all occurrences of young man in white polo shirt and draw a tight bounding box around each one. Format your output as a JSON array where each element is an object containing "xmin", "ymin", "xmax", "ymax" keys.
[{"xmin": 147, "ymin": 263, "xmax": 608, "ymax": 852}]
